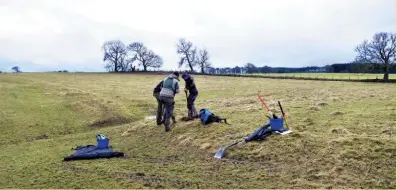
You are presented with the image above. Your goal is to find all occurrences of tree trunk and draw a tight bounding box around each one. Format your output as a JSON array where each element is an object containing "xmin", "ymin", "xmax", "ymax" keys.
[
  {"xmin": 114, "ymin": 57, "xmax": 118, "ymax": 72},
  {"xmin": 383, "ymin": 62, "xmax": 389, "ymax": 81},
  {"xmin": 143, "ymin": 65, "xmax": 147, "ymax": 71},
  {"xmin": 189, "ymin": 64, "xmax": 194, "ymax": 72},
  {"xmin": 201, "ymin": 66, "xmax": 205, "ymax": 73},
  {"xmin": 383, "ymin": 73, "xmax": 389, "ymax": 81}
]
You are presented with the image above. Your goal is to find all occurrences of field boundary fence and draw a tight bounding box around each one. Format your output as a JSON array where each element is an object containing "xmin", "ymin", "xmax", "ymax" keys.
[{"xmin": 120, "ymin": 71, "xmax": 396, "ymax": 83}]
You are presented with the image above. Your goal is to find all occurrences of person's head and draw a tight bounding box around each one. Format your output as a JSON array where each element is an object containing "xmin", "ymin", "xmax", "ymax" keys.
[
  {"xmin": 182, "ymin": 71, "xmax": 189, "ymax": 80},
  {"xmin": 171, "ymin": 71, "xmax": 179, "ymax": 79}
]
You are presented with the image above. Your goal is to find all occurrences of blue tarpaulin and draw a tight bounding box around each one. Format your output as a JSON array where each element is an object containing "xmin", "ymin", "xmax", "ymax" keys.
[{"xmin": 63, "ymin": 145, "xmax": 124, "ymax": 161}]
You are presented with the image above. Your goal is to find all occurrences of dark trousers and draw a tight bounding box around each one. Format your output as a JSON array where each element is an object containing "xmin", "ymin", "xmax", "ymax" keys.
[
  {"xmin": 154, "ymin": 93, "xmax": 163, "ymax": 125},
  {"xmin": 187, "ymin": 92, "xmax": 198, "ymax": 117},
  {"xmin": 160, "ymin": 96, "xmax": 175, "ymax": 131}
]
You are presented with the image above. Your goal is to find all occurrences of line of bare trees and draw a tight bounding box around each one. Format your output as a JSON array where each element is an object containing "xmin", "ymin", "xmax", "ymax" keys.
[
  {"xmin": 102, "ymin": 40, "xmax": 163, "ymax": 72},
  {"xmin": 176, "ymin": 38, "xmax": 211, "ymax": 73},
  {"xmin": 102, "ymin": 38, "xmax": 212, "ymax": 73},
  {"xmin": 102, "ymin": 32, "xmax": 395, "ymax": 81}
]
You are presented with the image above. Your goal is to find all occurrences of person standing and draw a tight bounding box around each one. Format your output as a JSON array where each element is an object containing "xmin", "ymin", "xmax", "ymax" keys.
[
  {"xmin": 159, "ymin": 72, "xmax": 180, "ymax": 132},
  {"xmin": 181, "ymin": 72, "xmax": 199, "ymax": 120}
]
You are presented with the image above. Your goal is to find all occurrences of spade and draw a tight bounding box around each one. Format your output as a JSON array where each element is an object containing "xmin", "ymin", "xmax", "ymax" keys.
[{"xmin": 214, "ymin": 139, "xmax": 245, "ymax": 159}]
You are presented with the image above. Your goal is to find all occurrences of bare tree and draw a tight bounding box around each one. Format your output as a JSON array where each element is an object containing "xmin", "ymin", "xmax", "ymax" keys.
[
  {"xmin": 176, "ymin": 38, "xmax": 198, "ymax": 72},
  {"xmin": 11, "ymin": 66, "xmax": 21, "ymax": 73},
  {"xmin": 127, "ymin": 42, "xmax": 163, "ymax": 71},
  {"xmin": 355, "ymin": 32, "xmax": 396, "ymax": 81},
  {"xmin": 197, "ymin": 49, "xmax": 211, "ymax": 73},
  {"xmin": 102, "ymin": 40, "xmax": 129, "ymax": 72},
  {"xmin": 245, "ymin": 63, "xmax": 258, "ymax": 74}
]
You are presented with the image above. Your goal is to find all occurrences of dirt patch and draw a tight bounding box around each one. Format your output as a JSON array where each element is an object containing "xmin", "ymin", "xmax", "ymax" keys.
[
  {"xmin": 63, "ymin": 165, "xmax": 89, "ymax": 173},
  {"xmin": 180, "ymin": 116, "xmax": 194, "ymax": 122},
  {"xmin": 35, "ymin": 134, "xmax": 49, "ymax": 140},
  {"xmin": 309, "ymin": 106, "xmax": 321, "ymax": 111},
  {"xmin": 331, "ymin": 128, "xmax": 350, "ymax": 134},
  {"xmin": 89, "ymin": 116, "xmax": 131, "ymax": 128},
  {"xmin": 59, "ymin": 130, "xmax": 73, "ymax": 135},
  {"xmin": 329, "ymin": 111, "xmax": 344, "ymax": 116}
]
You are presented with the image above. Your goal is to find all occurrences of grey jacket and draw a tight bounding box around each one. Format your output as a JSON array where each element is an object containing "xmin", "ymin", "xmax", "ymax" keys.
[{"xmin": 159, "ymin": 74, "xmax": 180, "ymax": 98}]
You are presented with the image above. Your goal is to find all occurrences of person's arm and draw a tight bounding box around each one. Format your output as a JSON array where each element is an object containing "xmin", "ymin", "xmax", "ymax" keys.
[
  {"xmin": 155, "ymin": 81, "xmax": 162, "ymax": 89},
  {"xmin": 175, "ymin": 81, "xmax": 180, "ymax": 94}
]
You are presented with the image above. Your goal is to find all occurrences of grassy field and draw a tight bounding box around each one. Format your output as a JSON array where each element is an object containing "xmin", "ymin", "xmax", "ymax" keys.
[
  {"xmin": 0, "ymin": 73, "xmax": 395, "ymax": 189},
  {"xmin": 247, "ymin": 73, "xmax": 396, "ymax": 80}
]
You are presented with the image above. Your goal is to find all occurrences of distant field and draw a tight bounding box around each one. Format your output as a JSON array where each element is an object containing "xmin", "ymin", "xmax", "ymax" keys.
[
  {"xmin": 0, "ymin": 73, "xmax": 395, "ymax": 189},
  {"xmin": 247, "ymin": 73, "xmax": 396, "ymax": 80}
]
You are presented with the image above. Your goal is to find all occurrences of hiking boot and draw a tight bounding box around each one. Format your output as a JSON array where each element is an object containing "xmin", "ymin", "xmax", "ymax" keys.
[{"xmin": 165, "ymin": 126, "xmax": 171, "ymax": 132}]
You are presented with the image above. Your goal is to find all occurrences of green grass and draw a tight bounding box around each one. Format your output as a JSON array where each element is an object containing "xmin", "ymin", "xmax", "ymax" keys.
[
  {"xmin": 247, "ymin": 73, "xmax": 396, "ymax": 80},
  {"xmin": 0, "ymin": 73, "xmax": 395, "ymax": 189}
]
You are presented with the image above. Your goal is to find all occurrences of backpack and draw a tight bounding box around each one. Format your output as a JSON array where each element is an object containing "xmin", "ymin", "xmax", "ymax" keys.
[{"xmin": 199, "ymin": 109, "xmax": 228, "ymax": 125}]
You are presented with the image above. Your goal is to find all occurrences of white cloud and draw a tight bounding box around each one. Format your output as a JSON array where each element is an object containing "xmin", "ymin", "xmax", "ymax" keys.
[{"xmin": 0, "ymin": 0, "xmax": 395, "ymax": 72}]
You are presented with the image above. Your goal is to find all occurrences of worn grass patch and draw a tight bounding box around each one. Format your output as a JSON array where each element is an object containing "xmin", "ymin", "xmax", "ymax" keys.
[{"xmin": 0, "ymin": 73, "xmax": 395, "ymax": 189}]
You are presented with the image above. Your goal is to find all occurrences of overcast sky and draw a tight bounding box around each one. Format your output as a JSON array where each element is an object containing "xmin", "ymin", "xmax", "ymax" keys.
[{"xmin": 0, "ymin": 0, "xmax": 395, "ymax": 72}]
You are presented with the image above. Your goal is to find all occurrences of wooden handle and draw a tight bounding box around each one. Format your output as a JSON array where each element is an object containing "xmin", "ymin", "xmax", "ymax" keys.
[
  {"xmin": 257, "ymin": 94, "xmax": 270, "ymax": 112},
  {"xmin": 278, "ymin": 101, "xmax": 285, "ymax": 117}
]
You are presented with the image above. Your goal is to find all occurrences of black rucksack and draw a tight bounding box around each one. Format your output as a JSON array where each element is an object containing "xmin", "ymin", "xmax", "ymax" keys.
[{"xmin": 199, "ymin": 109, "xmax": 228, "ymax": 125}]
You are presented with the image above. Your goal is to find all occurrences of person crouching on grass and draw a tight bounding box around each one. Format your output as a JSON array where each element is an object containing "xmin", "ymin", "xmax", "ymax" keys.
[{"xmin": 159, "ymin": 72, "xmax": 180, "ymax": 132}]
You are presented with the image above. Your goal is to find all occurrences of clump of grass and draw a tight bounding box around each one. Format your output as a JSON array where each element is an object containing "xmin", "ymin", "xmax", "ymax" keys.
[
  {"xmin": 316, "ymin": 102, "xmax": 329, "ymax": 106},
  {"xmin": 330, "ymin": 128, "xmax": 350, "ymax": 134},
  {"xmin": 199, "ymin": 143, "xmax": 212, "ymax": 150},
  {"xmin": 309, "ymin": 106, "xmax": 321, "ymax": 111},
  {"xmin": 329, "ymin": 111, "xmax": 344, "ymax": 116},
  {"xmin": 303, "ymin": 118, "xmax": 314, "ymax": 125}
]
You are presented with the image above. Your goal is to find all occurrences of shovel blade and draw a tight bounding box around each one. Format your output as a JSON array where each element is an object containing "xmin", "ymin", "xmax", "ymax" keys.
[{"xmin": 214, "ymin": 147, "xmax": 227, "ymax": 159}]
